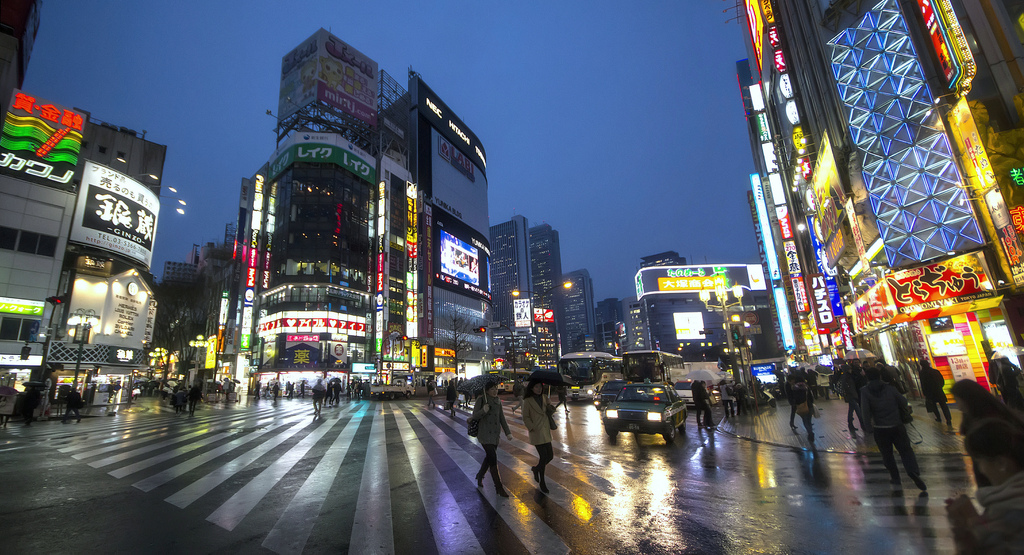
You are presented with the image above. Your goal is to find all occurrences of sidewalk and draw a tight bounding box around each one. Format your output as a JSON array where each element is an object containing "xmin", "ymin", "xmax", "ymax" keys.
[{"xmin": 715, "ymin": 397, "xmax": 965, "ymax": 455}]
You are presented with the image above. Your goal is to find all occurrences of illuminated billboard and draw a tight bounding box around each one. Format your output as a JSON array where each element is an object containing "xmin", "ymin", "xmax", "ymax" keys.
[
  {"xmin": 513, "ymin": 298, "xmax": 532, "ymax": 329},
  {"xmin": 0, "ymin": 89, "xmax": 86, "ymax": 190},
  {"xmin": 267, "ymin": 132, "xmax": 375, "ymax": 184},
  {"xmin": 635, "ymin": 264, "xmax": 767, "ymax": 300},
  {"xmin": 433, "ymin": 208, "xmax": 491, "ymax": 302},
  {"xmin": 69, "ymin": 162, "xmax": 160, "ymax": 268},
  {"xmin": 830, "ymin": 0, "xmax": 983, "ymax": 267},
  {"xmin": 673, "ymin": 312, "xmax": 705, "ymax": 340},
  {"xmin": 278, "ymin": 29, "xmax": 378, "ymax": 127}
]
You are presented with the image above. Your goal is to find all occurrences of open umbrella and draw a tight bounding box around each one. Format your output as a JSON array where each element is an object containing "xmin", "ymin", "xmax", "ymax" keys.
[
  {"xmin": 0, "ymin": 385, "xmax": 17, "ymax": 395},
  {"xmin": 844, "ymin": 348, "xmax": 875, "ymax": 360},
  {"xmin": 457, "ymin": 374, "xmax": 505, "ymax": 396},
  {"xmin": 22, "ymin": 381, "xmax": 44, "ymax": 388},
  {"xmin": 438, "ymin": 371, "xmax": 456, "ymax": 381},
  {"xmin": 527, "ymin": 370, "xmax": 574, "ymax": 386},
  {"xmin": 684, "ymin": 369, "xmax": 720, "ymax": 383}
]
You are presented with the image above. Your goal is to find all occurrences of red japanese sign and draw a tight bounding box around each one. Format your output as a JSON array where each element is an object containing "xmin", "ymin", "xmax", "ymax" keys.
[
  {"xmin": 808, "ymin": 274, "xmax": 838, "ymax": 333},
  {"xmin": 0, "ymin": 89, "xmax": 87, "ymax": 191},
  {"xmin": 792, "ymin": 277, "xmax": 809, "ymax": 313},
  {"xmin": 883, "ymin": 252, "xmax": 994, "ymax": 314},
  {"xmin": 854, "ymin": 281, "xmax": 896, "ymax": 333}
]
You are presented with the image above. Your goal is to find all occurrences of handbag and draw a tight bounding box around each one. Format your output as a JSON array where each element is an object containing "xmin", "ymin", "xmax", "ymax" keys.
[
  {"xmin": 548, "ymin": 414, "xmax": 558, "ymax": 430},
  {"xmin": 898, "ymin": 399, "xmax": 914, "ymax": 424},
  {"xmin": 467, "ymin": 417, "xmax": 479, "ymax": 437},
  {"xmin": 795, "ymin": 401, "xmax": 810, "ymax": 416}
]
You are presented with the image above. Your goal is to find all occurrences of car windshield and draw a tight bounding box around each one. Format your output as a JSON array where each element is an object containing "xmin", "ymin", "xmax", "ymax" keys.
[
  {"xmin": 674, "ymin": 381, "xmax": 693, "ymax": 391},
  {"xmin": 617, "ymin": 386, "xmax": 670, "ymax": 403},
  {"xmin": 603, "ymin": 381, "xmax": 626, "ymax": 393}
]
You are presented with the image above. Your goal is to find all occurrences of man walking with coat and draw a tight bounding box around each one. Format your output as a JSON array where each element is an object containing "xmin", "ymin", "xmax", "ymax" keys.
[{"xmin": 918, "ymin": 361, "xmax": 952, "ymax": 426}]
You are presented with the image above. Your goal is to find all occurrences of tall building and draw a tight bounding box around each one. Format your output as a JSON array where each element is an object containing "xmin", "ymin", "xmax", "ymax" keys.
[
  {"xmin": 621, "ymin": 296, "xmax": 648, "ymax": 351},
  {"xmin": 561, "ymin": 269, "xmax": 594, "ymax": 353},
  {"xmin": 489, "ymin": 215, "xmax": 531, "ymax": 329},
  {"xmin": 640, "ymin": 251, "xmax": 686, "ymax": 268},
  {"xmin": 595, "ymin": 297, "xmax": 623, "ymax": 325},
  {"xmin": 530, "ymin": 223, "xmax": 563, "ymax": 366}
]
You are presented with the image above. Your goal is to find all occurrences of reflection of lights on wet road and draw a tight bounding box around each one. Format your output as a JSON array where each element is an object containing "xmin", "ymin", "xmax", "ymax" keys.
[
  {"xmin": 756, "ymin": 449, "xmax": 777, "ymax": 489},
  {"xmin": 571, "ymin": 495, "xmax": 593, "ymax": 522}
]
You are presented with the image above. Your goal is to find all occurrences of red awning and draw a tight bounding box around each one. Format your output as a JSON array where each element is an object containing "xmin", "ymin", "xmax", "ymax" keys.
[{"xmin": 888, "ymin": 295, "xmax": 1003, "ymax": 325}]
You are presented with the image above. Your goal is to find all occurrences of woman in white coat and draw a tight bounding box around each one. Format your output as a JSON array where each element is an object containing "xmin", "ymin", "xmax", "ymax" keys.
[{"xmin": 521, "ymin": 380, "xmax": 555, "ymax": 493}]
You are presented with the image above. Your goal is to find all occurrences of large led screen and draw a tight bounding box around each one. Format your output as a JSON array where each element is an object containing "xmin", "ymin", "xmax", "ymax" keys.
[
  {"xmin": 433, "ymin": 208, "xmax": 490, "ymax": 302},
  {"xmin": 440, "ymin": 229, "xmax": 479, "ymax": 286},
  {"xmin": 673, "ymin": 312, "xmax": 705, "ymax": 340}
]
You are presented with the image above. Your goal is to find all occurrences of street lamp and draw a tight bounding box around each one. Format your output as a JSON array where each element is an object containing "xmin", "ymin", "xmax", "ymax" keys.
[
  {"xmin": 67, "ymin": 309, "xmax": 100, "ymax": 393},
  {"xmin": 699, "ymin": 284, "xmax": 748, "ymax": 384}
]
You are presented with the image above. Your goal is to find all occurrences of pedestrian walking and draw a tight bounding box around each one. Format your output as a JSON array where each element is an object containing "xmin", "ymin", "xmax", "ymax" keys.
[
  {"xmin": 733, "ymin": 382, "xmax": 748, "ymax": 415},
  {"xmin": 719, "ymin": 380, "xmax": 735, "ymax": 418},
  {"xmin": 311, "ymin": 378, "xmax": 326, "ymax": 416},
  {"xmin": 692, "ymin": 380, "xmax": 713, "ymax": 428},
  {"xmin": 791, "ymin": 376, "xmax": 815, "ymax": 442},
  {"xmin": 555, "ymin": 386, "xmax": 569, "ymax": 415},
  {"xmin": 299, "ymin": 381, "xmax": 306, "ymax": 399},
  {"xmin": 471, "ymin": 383, "xmax": 512, "ymax": 498},
  {"xmin": 860, "ymin": 368, "xmax": 926, "ymax": 490},
  {"xmin": 286, "ymin": 381, "xmax": 294, "ymax": 400},
  {"xmin": 174, "ymin": 388, "xmax": 187, "ymax": 414},
  {"xmin": 446, "ymin": 380, "xmax": 458, "ymax": 417},
  {"xmin": 918, "ymin": 361, "xmax": 952, "ymax": 427},
  {"xmin": 511, "ymin": 379, "xmax": 525, "ymax": 414},
  {"xmin": 522, "ymin": 380, "xmax": 556, "ymax": 494},
  {"xmin": 332, "ymin": 380, "xmax": 341, "ymax": 406},
  {"xmin": 188, "ymin": 384, "xmax": 202, "ymax": 416},
  {"xmin": 62, "ymin": 388, "xmax": 83, "ymax": 424},
  {"xmin": 839, "ymin": 367, "xmax": 865, "ymax": 432},
  {"xmin": 21, "ymin": 385, "xmax": 41, "ymax": 426},
  {"xmin": 784, "ymin": 374, "xmax": 799, "ymax": 429},
  {"xmin": 272, "ymin": 381, "xmax": 280, "ymax": 402},
  {"xmin": 992, "ymin": 357, "xmax": 1024, "ymax": 411},
  {"xmin": 945, "ymin": 418, "xmax": 1024, "ymax": 553},
  {"xmin": 426, "ymin": 380, "xmax": 436, "ymax": 408},
  {"xmin": 253, "ymin": 381, "xmax": 261, "ymax": 401},
  {"xmin": 950, "ymin": 379, "xmax": 1024, "ymax": 487}
]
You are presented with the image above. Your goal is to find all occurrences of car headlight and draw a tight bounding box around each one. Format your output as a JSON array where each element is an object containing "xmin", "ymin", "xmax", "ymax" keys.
[
  {"xmin": 647, "ymin": 411, "xmax": 663, "ymax": 422},
  {"xmin": 606, "ymin": 409, "xmax": 618, "ymax": 419},
  {"xmin": 587, "ymin": 388, "xmax": 594, "ymax": 395}
]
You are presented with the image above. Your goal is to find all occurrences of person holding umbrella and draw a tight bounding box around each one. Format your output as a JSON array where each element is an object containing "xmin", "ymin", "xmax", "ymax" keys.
[
  {"xmin": 522, "ymin": 379, "xmax": 557, "ymax": 493},
  {"xmin": 470, "ymin": 380, "xmax": 512, "ymax": 497}
]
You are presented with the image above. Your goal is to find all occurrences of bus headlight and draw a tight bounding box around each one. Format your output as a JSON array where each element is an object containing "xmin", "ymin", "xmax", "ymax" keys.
[
  {"xmin": 647, "ymin": 411, "xmax": 663, "ymax": 422},
  {"xmin": 587, "ymin": 388, "xmax": 594, "ymax": 395},
  {"xmin": 606, "ymin": 409, "xmax": 618, "ymax": 419}
]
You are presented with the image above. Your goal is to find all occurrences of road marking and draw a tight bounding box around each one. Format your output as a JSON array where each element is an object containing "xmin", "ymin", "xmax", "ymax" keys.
[
  {"xmin": 262, "ymin": 407, "xmax": 367, "ymax": 554},
  {"xmin": 349, "ymin": 407, "xmax": 394, "ymax": 555},
  {"xmin": 393, "ymin": 407, "xmax": 485, "ymax": 555}
]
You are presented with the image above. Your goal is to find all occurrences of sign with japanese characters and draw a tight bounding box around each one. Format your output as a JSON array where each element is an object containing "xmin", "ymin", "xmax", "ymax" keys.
[
  {"xmin": 792, "ymin": 276, "xmax": 809, "ymax": 313},
  {"xmin": 513, "ymin": 298, "xmax": 532, "ymax": 329},
  {"xmin": 69, "ymin": 162, "xmax": 159, "ymax": 268},
  {"xmin": 0, "ymin": 296, "xmax": 44, "ymax": 316},
  {"xmin": 267, "ymin": 132, "xmax": 375, "ymax": 183},
  {"xmin": 854, "ymin": 281, "xmax": 896, "ymax": 333},
  {"xmin": 637, "ymin": 264, "xmax": 767, "ymax": 299},
  {"xmin": 883, "ymin": 252, "xmax": 994, "ymax": 314},
  {"xmin": 284, "ymin": 337, "xmax": 321, "ymax": 368},
  {"xmin": 0, "ymin": 89, "xmax": 86, "ymax": 191},
  {"xmin": 808, "ymin": 274, "xmax": 838, "ymax": 332}
]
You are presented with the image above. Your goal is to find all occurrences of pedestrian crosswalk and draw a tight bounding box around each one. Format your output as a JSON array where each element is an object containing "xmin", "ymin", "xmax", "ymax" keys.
[{"xmin": 8, "ymin": 400, "xmax": 968, "ymax": 554}]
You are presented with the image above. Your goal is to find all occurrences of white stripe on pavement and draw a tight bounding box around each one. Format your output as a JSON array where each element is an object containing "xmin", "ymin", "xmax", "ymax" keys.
[
  {"xmin": 206, "ymin": 412, "xmax": 349, "ymax": 531},
  {"xmin": 393, "ymin": 408, "xmax": 484, "ymax": 555},
  {"xmin": 107, "ymin": 431, "xmax": 235, "ymax": 479},
  {"xmin": 262, "ymin": 407, "xmax": 368, "ymax": 554},
  {"xmin": 348, "ymin": 407, "xmax": 395, "ymax": 555}
]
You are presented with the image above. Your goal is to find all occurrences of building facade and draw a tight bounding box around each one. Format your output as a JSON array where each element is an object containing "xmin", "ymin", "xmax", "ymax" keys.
[
  {"xmin": 529, "ymin": 223, "xmax": 563, "ymax": 367},
  {"xmin": 561, "ymin": 269, "xmax": 595, "ymax": 353}
]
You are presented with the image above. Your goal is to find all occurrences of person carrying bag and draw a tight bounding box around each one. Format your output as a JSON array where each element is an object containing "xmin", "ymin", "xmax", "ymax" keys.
[
  {"xmin": 522, "ymin": 379, "xmax": 556, "ymax": 494},
  {"xmin": 470, "ymin": 383, "xmax": 512, "ymax": 497}
]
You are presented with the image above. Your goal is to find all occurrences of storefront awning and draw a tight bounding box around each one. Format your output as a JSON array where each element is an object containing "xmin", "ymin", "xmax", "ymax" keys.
[{"xmin": 888, "ymin": 295, "xmax": 1003, "ymax": 325}]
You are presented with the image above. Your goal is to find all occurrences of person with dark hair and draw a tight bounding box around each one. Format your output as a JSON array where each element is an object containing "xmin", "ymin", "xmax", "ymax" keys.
[
  {"xmin": 784, "ymin": 374, "xmax": 799, "ymax": 429},
  {"xmin": 993, "ymin": 357, "xmax": 1024, "ymax": 411},
  {"xmin": 471, "ymin": 383, "xmax": 512, "ymax": 498},
  {"xmin": 919, "ymin": 361, "xmax": 952, "ymax": 427},
  {"xmin": 790, "ymin": 375, "xmax": 815, "ymax": 442},
  {"xmin": 692, "ymin": 380, "xmax": 713, "ymax": 428},
  {"xmin": 446, "ymin": 380, "xmax": 458, "ymax": 418},
  {"xmin": 951, "ymin": 379, "xmax": 1024, "ymax": 488},
  {"xmin": 522, "ymin": 380, "xmax": 556, "ymax": 493},
  {"xmin": 187, "ymin": 384, "xmax": 203, "ymax": 416},
  {"xmin": 839, "ymin": 366, "xmax": 865, "ymax": 432},
  {"xmin": 946, "ymin": 418, "xmax": 1024, "ymax": 553},
  {"xmin": 861, "ymin": 368, "xmax": 926, "ymax": 490}
]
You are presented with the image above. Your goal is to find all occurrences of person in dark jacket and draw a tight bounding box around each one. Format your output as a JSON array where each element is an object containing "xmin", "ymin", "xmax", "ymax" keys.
[
  {"xmin": 446, "ymin": 380, "xmax": 458, "ymax": 417},
  {"xmin": 918, "ymin": 361, "xmax": 952, "ymax": 426},
  {"xmin": 472, "ymin": 383, "xmax": 512, "ymax": 497},
  {"xmin": 692, "ymin": 380, "xmax": 713, "ymax": 428},
  {"xmin": 992, "ymin": 357, "xmax": 1024, "ymax": 411},
  {"xmin": 784, "ymin": 374, "xmax": 798, "ymax": 429},
  {"xmin": 21, "ymin": 385, "xmax": 41, "ymax": 426},
  {"xmin": 840, "ymin": 367, "xmax": 865, "ymax": 432},
  {"xmin": 62, "ymin": 388, "xmax": 83, "ymax": 423},
  {"xmin": 950, "ymin": 379, "xmax": 1024, "ymax": 487},
  {"xmin": 861, "ymin": 368, "xmax": 926, "ymax": 490},
  {"xmin": 188, "ymin": 384, "xmax": 203, "ymax": 416},
  {"xmin": 790, "ymin": 376, "xmax": 815, "ymax": 442}
]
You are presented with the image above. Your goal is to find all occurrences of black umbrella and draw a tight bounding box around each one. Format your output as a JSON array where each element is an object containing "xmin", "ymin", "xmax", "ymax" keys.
[
  {"xmin": 527, "ymin": 370, "xmax": 574, "ymax": 386},
  {"xmin": 457, "ymin": 374, "xmax": 505, "ymax": 396},
  {"xmin": 22, "ymin": 381, "xmax": 45, "ymax": 388}
]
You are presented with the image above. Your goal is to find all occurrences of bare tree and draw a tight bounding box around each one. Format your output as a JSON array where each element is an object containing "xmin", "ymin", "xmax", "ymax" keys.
[
  {"xmin": 151, "ymin": 280, "xmax": 211, "ymax": 380},
  {"xmin": 438, "ymin": 309, "xmax": 481, "ymax": 375}
]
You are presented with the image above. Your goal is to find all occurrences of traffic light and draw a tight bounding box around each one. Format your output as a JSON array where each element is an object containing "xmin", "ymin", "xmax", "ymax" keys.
[
  {"xmin": 20, "ymin": 344, "xmax": 31, "ymax": 360},
  {"xmin": 730, "ymin": 325, "xmax": 742, "ymax": 342},
  {"xmin": 45, "ymin": 296, "xmax": 63, "ymax": 306},
  {"xmin": 475, "ymin": 327, "xmax": 487, "ymax": 333}
]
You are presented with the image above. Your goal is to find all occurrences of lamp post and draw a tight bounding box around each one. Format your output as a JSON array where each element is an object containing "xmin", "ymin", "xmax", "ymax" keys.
[
  {"xmin": 512, "ymin": 281, "xmax": 572, "ymax": 368},
  {"xmin": 699, "ymin": 284, "xmax": 748, "ymax": 384},
  {"xmin": 67, "ymin": 309, "xmax": 100, "ymax": 393}
]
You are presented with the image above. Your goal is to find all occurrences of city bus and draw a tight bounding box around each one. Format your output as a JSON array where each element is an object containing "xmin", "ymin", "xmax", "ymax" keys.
[
  {"xmin": 557, "ymin": 352, "xmax": 623, "ymax": 401},
  {"xmin": 622, "ymin": 350, "xmax": 686, "ymax": 384}
]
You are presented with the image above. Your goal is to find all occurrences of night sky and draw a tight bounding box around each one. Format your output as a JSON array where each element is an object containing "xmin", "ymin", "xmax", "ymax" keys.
[{"xmin": 23, "ymin": 0, "xmax": 759, "ymax": 301}]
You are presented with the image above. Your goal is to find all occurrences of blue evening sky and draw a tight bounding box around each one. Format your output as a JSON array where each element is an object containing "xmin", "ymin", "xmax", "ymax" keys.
[{"xmin": 23, "ymin": 0, "xmax": 759, "ymax": 301}]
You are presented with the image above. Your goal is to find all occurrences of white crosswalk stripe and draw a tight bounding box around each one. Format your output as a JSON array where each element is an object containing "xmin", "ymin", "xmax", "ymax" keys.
[{"xmin": 349, "ymin": 407, "xmax": 395, "ymax": 554}]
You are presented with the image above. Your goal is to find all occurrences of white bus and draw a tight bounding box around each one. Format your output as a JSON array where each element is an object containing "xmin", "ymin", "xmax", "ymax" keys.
[
  {"xmin": 558, "ymin": 352, "xmax": 623, "ymax": 401},
  {"xmin": 622, "ymin": 350, "xmax": 687, "ymax": 384}
]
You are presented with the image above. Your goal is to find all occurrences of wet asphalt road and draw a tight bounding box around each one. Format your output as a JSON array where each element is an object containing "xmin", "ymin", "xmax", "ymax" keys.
[{"xmin": 0, "ymin": 395, "xmax": 968, "ymax": 554}]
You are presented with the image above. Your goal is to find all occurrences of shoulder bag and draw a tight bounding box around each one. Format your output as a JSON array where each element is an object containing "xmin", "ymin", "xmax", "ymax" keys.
[{"xmin": 467, "ymin": 416, "xmax": 479, "ymax": 437}]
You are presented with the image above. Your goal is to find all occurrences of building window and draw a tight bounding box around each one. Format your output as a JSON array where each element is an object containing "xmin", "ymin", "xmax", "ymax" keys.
[
  {"xmin": 0, "ymin": 226, "xmax": 16, "ymax": 250},
  {"xmin": 0, "ymin": 227, "xmax": 59, "ymax": 257},
  {"xmin": 0, "ymin": 316, "xmax": 37, "ymax": 341},
  {"xmin": 98, "ymin": 146, "xmax": 107, "ymax": 154}
]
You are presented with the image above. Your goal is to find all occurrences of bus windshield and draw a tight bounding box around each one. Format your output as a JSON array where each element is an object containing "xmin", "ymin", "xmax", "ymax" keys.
[
  {"xmin": 623, "ymin": 352, "xmax": 662, "ymax": 382},
  {"xmin": 558, "ymin": 353, "xmax": 621, "ymax": 386}
]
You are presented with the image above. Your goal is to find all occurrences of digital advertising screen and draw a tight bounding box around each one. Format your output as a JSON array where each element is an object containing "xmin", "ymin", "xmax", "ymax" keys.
[
  {"xmin": 673, "ymin": 312, "xmax": 705, "ymax": 340},
  {"xmin": 433, "ymin": 208, "xmax": 490, "ymax": 302},
  {"xmin": 440, "ymin": 229, "xmax": 479, "ymax": 286}
]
